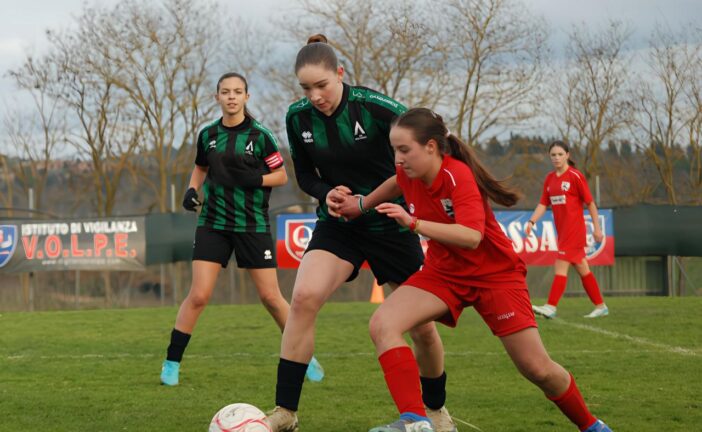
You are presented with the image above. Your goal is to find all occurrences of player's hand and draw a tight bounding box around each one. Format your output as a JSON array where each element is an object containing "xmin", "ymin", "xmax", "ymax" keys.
[
  {"xmin": 182, "ymin": 187, "xmax": 201, "ymax": 212},
  {"xmin": 326, "ymin": 186, "xmax": 352, "ymax": 218},
  {"xmin": 593, "ymin": 228, "xmax": 604, "ymax": 243},
  {"xmin": 375, "ymin": 202, "xmax": 412, "ymax": 227},
  {"xmin": 524, "ymin": 221, "xmax": 533, "ymax": 236},
  {"xmin": 335, "ymin": 194, "xmax": 364, "ymax": 220}
]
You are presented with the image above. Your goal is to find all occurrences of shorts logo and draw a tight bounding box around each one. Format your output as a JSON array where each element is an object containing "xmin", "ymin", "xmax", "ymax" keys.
[
  {"xmin": 561, "ymin": 181, "xmax": 571, "ymax": 191},
  {"xmin": 440, "ymin": 198, "xmax": 454, "ymax": 218},
  {"xmin": 497, "ymin": 311, "xmax": 515, "ymax": 321},
  {"xmin": 264, "ymin": 249, "xmax": 272, "ymax": 260},
  {"xmin": 302, "ymin": 131, "xmax": 313, "ymax": 144},
  {"xmin": 285, "ymin": 218, "xmax": 316, "ymax": 262},
  {"xmin": 408, "ymin": 203, "xmax": 415, "ymax": 214},
  {"xmin": 0, "ymin": 225, "xmax": 18, "ymax": 268}
]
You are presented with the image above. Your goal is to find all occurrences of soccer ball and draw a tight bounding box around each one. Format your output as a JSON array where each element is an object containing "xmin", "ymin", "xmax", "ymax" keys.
[{"xmin": 209, "ymin": 403, "xmax": 271, "ymax": 432}]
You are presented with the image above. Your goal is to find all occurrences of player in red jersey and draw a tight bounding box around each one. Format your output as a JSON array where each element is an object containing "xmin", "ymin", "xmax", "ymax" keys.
[
  {"xmin": 525, "ymin": 141, "xmax": 608, "ymax": 319},
  {"xmin": 333, "ymin": 109, "xmax": 612, "ymax": 432}
]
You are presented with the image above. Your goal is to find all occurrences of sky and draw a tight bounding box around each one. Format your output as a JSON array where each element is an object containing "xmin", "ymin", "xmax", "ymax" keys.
[{"xmin": 0, "ymin": 0, "xmax": 700, "ymax": 111}]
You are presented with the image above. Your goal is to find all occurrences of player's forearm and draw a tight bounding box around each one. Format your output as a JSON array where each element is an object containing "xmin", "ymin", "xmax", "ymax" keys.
[
  {"xmin": 416, "ymin": 220, "xmax": 482, "ymax": 249},
  {"xmin": 189, "ymin": 165, "xmax": 208, "ymax": 190},
  {"xmin": 587, "ymin": 202, "xmax": 602, "ymax": 231},
  {"xmin": 363, "ymin": 176, "xmax": 402, "ymax": 209},
  {"xmin": 529, "ymin": 204, "xmax": 547, "ymax": 223},
  {"xmin": 262, "ymin": 167, "xmax": 288, "ymax": 187}
]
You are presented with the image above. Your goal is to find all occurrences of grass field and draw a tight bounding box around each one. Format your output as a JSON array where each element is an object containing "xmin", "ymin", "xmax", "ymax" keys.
[{"xmin": 1, "ymin": 297, "xmax": 701, "ymax": 431}]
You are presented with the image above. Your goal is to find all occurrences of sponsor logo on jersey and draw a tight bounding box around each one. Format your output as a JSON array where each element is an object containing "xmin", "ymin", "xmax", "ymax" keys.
[
  {"xmin": 354, "ymin": 121, "xmax": 367, "ymax": 141},
  {"xmin": 302, "ymin": 131, "xmax": 313, "ymax": 144},
  {"xmin": 409, "ymin": 203, "xmax": 415, "ymax": 214},
  {"xmin": 208, "ymin": 140, "xmax": 217, "ymax": 150},
  {"xmin": 561, "ymin": 181, "xmax": 571, "ymax": 191},
  {"xmin": 440, "ymin": 198, "xmax": 455, "ymax": 218},
  {"xmin": 368, "ymin": 93, "xmax": 399, "ymax": 109},
  {"xmin": 352, "ymin": 89, "xmax": 363, "ymax": 98},
  {"xmin": 285, "ymin": 217, "xmax": 316, "ymax": 262},
  {"xmin": 295, "ymin": 99, "xmax": 310, "ymax": 108},
  {"xmin": 264, "ymin": 249, "xmax": 272, "ymax": 260},
  {"xmin": 245, "ymin": 141, "xmax": 254, "ymax": 155},
  {"xmin": 550, "ymin": 195, "xmax": 566, "ymax": 205},
  {"xmin": 0, "ymin": 225, "xmax": 18, "ymax": 268}
]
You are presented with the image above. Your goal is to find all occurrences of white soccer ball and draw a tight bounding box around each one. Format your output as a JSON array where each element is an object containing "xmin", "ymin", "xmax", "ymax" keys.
[{"xmin": 209, "ymin": 403, "xmax": 271, "ymax": 432}]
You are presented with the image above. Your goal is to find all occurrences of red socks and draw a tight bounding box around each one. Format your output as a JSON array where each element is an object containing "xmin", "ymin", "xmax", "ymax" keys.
[
  {"xmin": 547, "ymin": 373, "xmax": 597, "ymax": 431},
  {"xmin": 378, "ymin": 346, "xmax": 426, "ymax": 417},
  {"xmin": 581, "ymin": 272, "xmax": 604, "ymax": 305},
  {"xmin": 547, "ymin": 274, "xmax": 568, "ymax": 306}
]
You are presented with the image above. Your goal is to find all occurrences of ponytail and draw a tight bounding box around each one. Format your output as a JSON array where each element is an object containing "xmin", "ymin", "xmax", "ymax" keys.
[
  {"xmin": 549, "ymin": 140, "xmax": 575, "ymax": 167},
  {"xmin": 394, "ymin": 108, "xmax": 521, "ymax": 207}
]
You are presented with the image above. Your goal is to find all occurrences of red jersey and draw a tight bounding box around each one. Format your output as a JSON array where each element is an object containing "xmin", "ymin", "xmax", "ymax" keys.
[
  {"xmin": 539, "ymin": 167, "xmax": 593, "ymax": 250},
  {"xmin": 396, "ymin": 156, "xmax": 526, "ymax": 289}
]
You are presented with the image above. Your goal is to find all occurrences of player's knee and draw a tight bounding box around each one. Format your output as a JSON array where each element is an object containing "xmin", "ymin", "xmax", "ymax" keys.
[
  {"xmin": 187, "ymin": 292, "xmax": 210, "ymax": 309},
  {"xmin": 257, "ymin": 289, "xmax": 283, "ymax": 309},
  {"xmin": 519, "ymin": 360, "xmax": 553, "ymax": 386},
  {"xmin": 290, "ymin": 283, "xmax": 324, "ymax": 314},
  {"xmin": 409, "ymin": 322, "xmax": 439, "ymax": 345},
  {"xmin": 368, "ymin": 312, "xmax": 387, "ymax": 345}
]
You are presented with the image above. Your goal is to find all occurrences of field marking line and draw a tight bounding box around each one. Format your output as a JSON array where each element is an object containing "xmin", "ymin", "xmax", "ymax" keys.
[
  {"xmin": 451, "ymin": 415, "xmax": 484, "ymax": 431},
  {"xmin": 552, "ymin": 318, "xmax": 699, "ymax": 357}
]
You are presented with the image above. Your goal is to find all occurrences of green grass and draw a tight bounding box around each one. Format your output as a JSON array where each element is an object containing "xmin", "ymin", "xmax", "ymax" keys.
[{"xmin": 1, "ymin": 297, "xmax": 701, "ymax": 431}]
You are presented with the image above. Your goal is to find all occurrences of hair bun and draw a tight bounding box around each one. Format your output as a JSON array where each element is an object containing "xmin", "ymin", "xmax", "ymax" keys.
[{"xmin": 307, "ymin": 34, "xmax": 328, "ymax": 44}]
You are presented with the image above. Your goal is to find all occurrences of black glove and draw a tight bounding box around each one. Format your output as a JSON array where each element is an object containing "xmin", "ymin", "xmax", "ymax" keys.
[{"xmin": 182, "ymin": 187, "xmax": 201, "ymax": 212}]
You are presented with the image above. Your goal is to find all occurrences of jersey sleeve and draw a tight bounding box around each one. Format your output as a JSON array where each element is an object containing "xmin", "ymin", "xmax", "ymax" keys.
[
  {"xmin": 259, "ymin": 128, "xmax": 284, "ymax": 170},
  {"xmin": 539, "ymin": 175, "xmax": 550, "ymax": 206},
  {"xmin": 194, "ymin": 129, "xmax": 208, "ymax": 167},
  {"xmin": 365, "ymin": 91, "xmax": 407, "ymax": 136},
  {"xmin": 286, "ymin": 113, "xmax": 333, "ymax": 203},
  {"xmin": 451, "ymin": 166, "xmax": 485, "ymax": 234},
  {"xmin": 574, "ymin": 170, "xmax": 594, "ymax": 204}
]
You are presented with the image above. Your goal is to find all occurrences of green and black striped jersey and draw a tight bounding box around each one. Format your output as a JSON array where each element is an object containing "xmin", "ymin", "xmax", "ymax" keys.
[
  {"xmin": 195, "ymin": 116, "xmax": 283, "ymax": 233},
  {"xmin": 286, "ymin": 84, "xmax": 407, "ymax": 232}
]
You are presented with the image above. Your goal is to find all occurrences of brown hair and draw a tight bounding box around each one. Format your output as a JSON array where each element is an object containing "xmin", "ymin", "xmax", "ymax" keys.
[
  {"xmin": 294, "ymin": 33, "xmax": 338, "ymax": 73},
  {"xmin": 216, "ymin": 72, "xmax": 254, "ymax": 119},
  {"xmin": 393, "ymin": 108, "xmax": 520, "ymax": 207},
  {"xmin": 549, "ymin": 140, "xmax": 575, "ymax": 167}
]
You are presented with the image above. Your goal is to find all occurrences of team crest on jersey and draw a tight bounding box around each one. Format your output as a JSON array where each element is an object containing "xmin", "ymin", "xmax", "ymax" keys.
[
  {"xmin": 0, "ymin": 225, "xmax": 18, "ymax": 268},
  {"xmin": 440, "ymin": 199, "xmax": 455, "ymax": 218},
  {"xmin": 284, "ymin": 217, "xmax": 316, "ymax": 262},
  {"xmin": 561, "ymin": 181, "xmax": 571, "ymax": 191},
  {"xmin": 302, "ymin": 131, "xmax": 313, "ymax": 143},
  {"xmin": 408, "ymin": 203, "xmax": 415, "ymax": 214},
  {"xmin": 585, "ymin": 214, "xmax": 607, "ymax": 260},
  {"xmin": 354, "ymin": 121, "xmax": 367, "ymax": 141}
]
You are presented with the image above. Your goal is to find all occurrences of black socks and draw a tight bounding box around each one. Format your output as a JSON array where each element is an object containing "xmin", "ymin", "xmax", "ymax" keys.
[{"xmin": 166, "ymin": 328, "xmax": 191, "ymax": 362}]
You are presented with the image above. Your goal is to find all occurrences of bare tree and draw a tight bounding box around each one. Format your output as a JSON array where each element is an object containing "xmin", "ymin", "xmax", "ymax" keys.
[
  {"xmin": 633, "ymin": 26, "xmax": 699, "ymax": 205},
  {"xmin": 81, "ymin": 0, "xmax": 222, "ymax": 212},
  {"xmin": 441, "ymin": 0, "xmax": 549, "ymax": 146},
  {"xmin": 682, "ymin": 29, "xmax": 702, "ymax": 203},
  {"xmin": 550, "ymin": 21, "xmax": 634, "ymax": 179},
  {"xmin": 4, "ymin": 55, "xmax": 67, "ymax": 212}
]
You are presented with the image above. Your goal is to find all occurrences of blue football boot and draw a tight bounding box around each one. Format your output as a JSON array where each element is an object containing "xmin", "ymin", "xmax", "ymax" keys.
[
  {"xmin": 160, "ymin": 360, "xmax": 180, "ymax": 386},
  {"xmin": 583, "ymin": 419, "xmax": 612, "ymax": 432},
  {"xmin": 305, "ymin": 356, "xmax": 325, "ymax": 382}
]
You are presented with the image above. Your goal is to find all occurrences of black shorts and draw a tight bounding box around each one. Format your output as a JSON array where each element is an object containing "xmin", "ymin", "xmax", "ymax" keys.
[
  {"xmin": 305, "ymin": 221, "xmax": 424, "ymax": 285},
  {"xmin": 192, "ymin": 226, "xmax": 276, "ymax": 269}
]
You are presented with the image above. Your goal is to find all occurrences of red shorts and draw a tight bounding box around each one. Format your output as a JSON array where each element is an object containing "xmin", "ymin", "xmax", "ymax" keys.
[
  {"xmin": 404, "ymin": 268, "xmax": 537, "ymax": 337},
  {"xmin": 557, "ymin": 248, "xmax": 586, "ymax": 264}
]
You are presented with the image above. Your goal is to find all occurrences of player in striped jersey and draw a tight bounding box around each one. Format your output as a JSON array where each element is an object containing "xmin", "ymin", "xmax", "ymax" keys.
[
  {"xmin": 160, "ymin": 72, "xmax": 323, "ymax": 386},
  {"xmin": 525, "ymin": 141, "xmax": 609, "ymax": 319},
  {"xmin": 266, "ymin": 35, "xmax": 454, "ymax": 432}
]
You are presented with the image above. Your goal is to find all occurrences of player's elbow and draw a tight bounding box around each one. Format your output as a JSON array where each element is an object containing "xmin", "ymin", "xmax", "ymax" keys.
[{"xmin": 457, "ymin": 228, "xmax": 482, "ymax": 249}]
